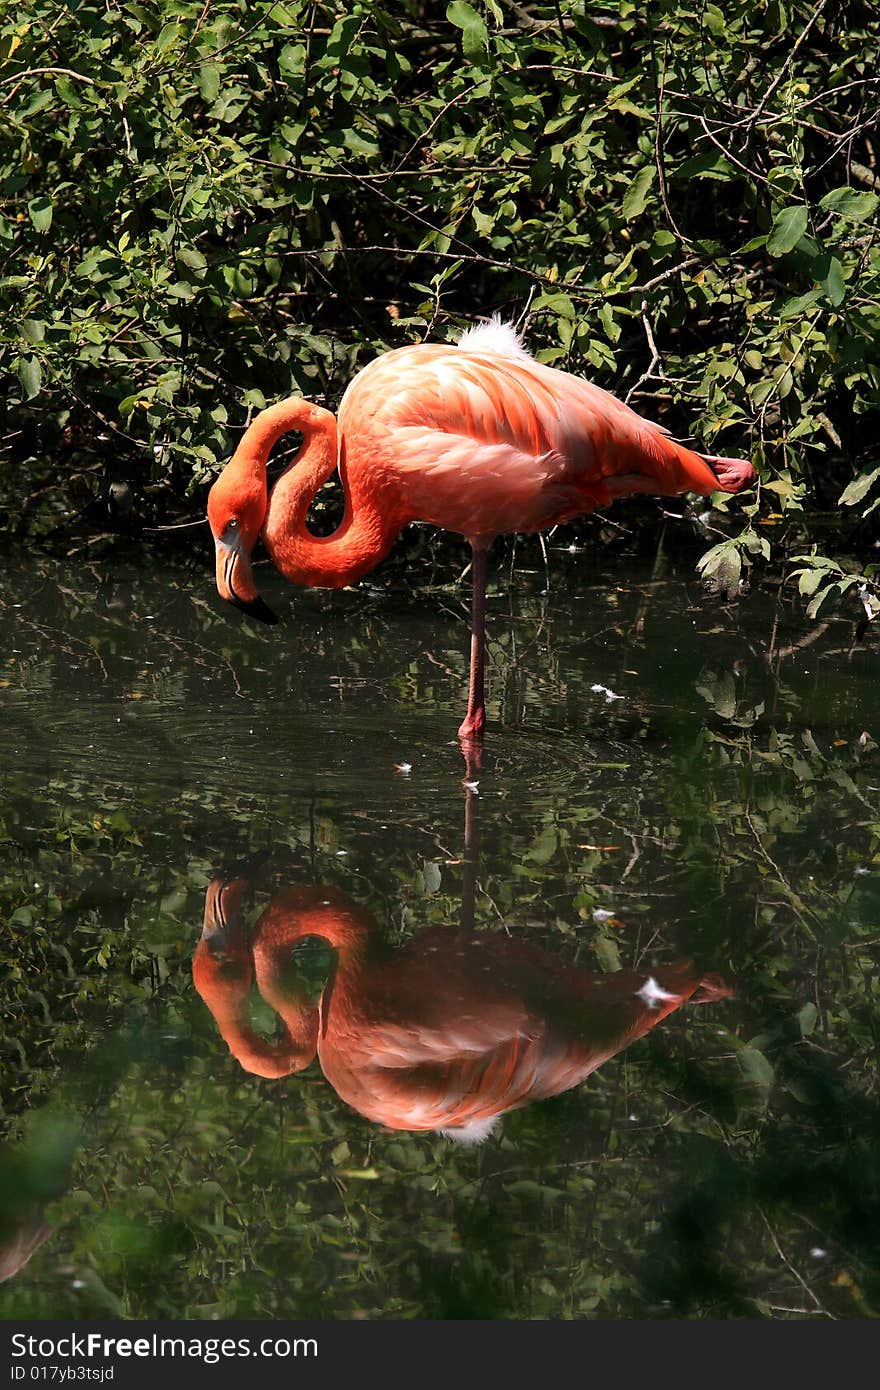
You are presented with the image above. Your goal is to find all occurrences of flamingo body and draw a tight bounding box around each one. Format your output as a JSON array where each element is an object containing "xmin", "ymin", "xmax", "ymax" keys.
[
  {"xmin": 194, "ymin": 880, "xmax": 732, "ymax": 1143},
  {"xmin": 337, "ymin": 324, "xmax": 749, "ymax": 542},
  {"xmin": 207, "ymin": 320, "xmax": 756, "ymax": 736}
]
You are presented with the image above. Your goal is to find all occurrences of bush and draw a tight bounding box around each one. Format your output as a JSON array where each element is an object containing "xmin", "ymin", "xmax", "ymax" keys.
[{"xmin": 1, "ymin": 0, "xmax": 878, "ymax": 615}]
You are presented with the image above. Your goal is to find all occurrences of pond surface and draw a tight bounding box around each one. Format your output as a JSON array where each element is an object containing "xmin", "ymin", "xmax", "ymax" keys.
[{"xmin": 0, "ymin": 532, "xmax": 878, "ymax": 1319}]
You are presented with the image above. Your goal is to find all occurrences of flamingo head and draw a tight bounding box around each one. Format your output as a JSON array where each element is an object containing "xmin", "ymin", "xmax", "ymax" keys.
[{"xmin": 207, "ymin": 464, "xmax": 278, "ymax": 625}]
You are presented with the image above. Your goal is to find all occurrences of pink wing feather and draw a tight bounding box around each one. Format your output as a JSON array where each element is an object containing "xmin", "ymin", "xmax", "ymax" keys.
[{"xmin": 338, "ymin": 333, "xmax": 754, "ymax": 542}]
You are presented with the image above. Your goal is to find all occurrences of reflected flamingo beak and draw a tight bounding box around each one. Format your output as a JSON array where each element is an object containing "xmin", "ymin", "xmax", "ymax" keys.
[
  {"xmin": 202, "ymin": 874, "xmax": 250, "ymax": 944},
  {"xmin": 214, "ymin": 538, "xmax": 278, "ymax": 625}
]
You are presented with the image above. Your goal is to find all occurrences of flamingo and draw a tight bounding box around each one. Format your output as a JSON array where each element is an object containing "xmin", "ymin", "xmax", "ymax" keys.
[
  {"xmin": 0, "ymin": 1215, "xmax": 53, "ymax": 1286},
  {"xmin": 193, "ymin": 874, "xmax": 732, "ymax": 1143},
  {"xmin": 207, "ymin": 319, "xmax": 757, "ymax": 739}
]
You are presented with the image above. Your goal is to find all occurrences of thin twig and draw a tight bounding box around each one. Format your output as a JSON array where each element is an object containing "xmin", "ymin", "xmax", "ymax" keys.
[
  {"xmin": 758, "ymin": 1208, "xmax": 834, "ymax": 1318},
  {"xmin": 143, "ymin": 518, "xmax": 209, "ymax": 532}
]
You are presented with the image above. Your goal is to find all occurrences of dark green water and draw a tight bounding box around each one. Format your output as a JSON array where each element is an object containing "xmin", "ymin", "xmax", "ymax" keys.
[{"xmin": 1, "ymin": 536, "xmax": 877, "ymax": 1319}]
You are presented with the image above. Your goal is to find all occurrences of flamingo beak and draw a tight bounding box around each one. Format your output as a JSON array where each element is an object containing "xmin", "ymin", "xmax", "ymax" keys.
[
  {"xmin": 214, "ymin": 537, "xmax": 278, "ymax": 625},
  {"xmin": 201, "ymin": 874, "xmax": 249, "ymax": 947}
]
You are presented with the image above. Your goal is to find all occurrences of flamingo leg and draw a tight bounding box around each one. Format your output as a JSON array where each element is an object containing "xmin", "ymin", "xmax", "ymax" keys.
[{"xmin": 458, "ymin": 544, "xmax": 488, "ymax": 741}]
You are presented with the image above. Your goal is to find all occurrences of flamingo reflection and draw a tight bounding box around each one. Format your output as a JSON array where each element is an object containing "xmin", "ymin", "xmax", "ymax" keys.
[
  {"xmin": 0, "ymin": 1216, "xmax": 53, "ymax": 1285},
  {"xmin": 194, "ymin": 871, "xmax": 731, "ymax": 1143}
]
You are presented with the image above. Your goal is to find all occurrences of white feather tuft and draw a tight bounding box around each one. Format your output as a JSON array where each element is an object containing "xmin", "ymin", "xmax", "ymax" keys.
[
  {"xmin": 457, "ymin": 315, "xmax": 531, "ymax": 358},
  {"xmin": 438, "ymin": 1116, "xmax": 500, "ymax": 1145},
  {"xmin": 636, "ymin": 976, "xmax": 680, "ymax": 1010}
]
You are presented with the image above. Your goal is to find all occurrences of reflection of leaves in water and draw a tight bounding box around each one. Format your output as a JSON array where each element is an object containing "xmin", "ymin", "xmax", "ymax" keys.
[
  {"xmin": 697, "ymin": 668, "xmax": 765, "ymax": 728},
  {"xmin": 288, "ymin": 939, "xmax": 335, "ymax": 1005},
  {"xmin": 0, "ymin": 550, "xmax": 878, "ymax": 1318},
  {"xmin": 735, "ymin": 1043, "xmax": 776, "ymax": 1090},
  {"xmin": 422, "ymin": 861, "xmax": 442, "ymax": 896}
]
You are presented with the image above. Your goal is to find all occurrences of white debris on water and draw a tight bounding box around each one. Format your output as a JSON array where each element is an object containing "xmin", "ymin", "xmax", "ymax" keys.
[{"xmin": 591, "ymin": 684, "xmax": 623, "ymax": 703}]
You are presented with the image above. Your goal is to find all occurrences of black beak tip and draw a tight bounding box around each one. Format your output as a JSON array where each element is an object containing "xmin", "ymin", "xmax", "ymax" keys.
[{"xmin": 230, "ymin": 594, "xmax": 279, "ymax": 626}]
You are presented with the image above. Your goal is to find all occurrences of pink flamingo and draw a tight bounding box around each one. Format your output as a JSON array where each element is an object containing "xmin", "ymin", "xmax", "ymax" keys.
[
  {"xmin": 207, "ymin": 320, "xmax": 756, "ymax": 739},
  {"xmin": 193, "ymin": 876, "xmax": 732, "ymax": 1143}
]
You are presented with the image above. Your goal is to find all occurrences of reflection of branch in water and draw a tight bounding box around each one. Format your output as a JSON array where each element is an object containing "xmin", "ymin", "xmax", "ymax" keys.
[
  {"xmin": 744, "ymin": 808, "xmax": 820, "ymax": 938},
  {"xmin": 758, "ymin": 1207, "xmax": 833, "ymax": 1319},
  {"xmin": 8, "ymin": 608, "xmax": 111, "ymax": 683},
  {"xmin": 769, "ymin": 619, "xmax": 831, "ymax": 666},
  {"xmin": 633, "ymin": 520, "xmax": 668, "ymax": 640},
  {"xmin": 621, "ymin": 831, "xmax": 642, "ymax": 882}
]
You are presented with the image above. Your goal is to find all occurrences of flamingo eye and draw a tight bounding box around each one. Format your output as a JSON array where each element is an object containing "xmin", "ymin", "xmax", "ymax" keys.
[{"xmin": 227, "ymin": 518, "xmax": 238, "ymax": 532}]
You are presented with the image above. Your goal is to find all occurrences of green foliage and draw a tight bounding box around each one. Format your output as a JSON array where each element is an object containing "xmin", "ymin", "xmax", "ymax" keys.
[
  {"xmin": 0, "ymin": 0, "xmax": 878, "ymax": 615},
  {"xmin": 788, "ymin": 547, "xmax": 879, "ymax": 624}
]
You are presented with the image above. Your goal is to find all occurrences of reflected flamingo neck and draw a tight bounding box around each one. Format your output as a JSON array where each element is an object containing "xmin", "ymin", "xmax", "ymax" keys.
[{"xmin": 254, "ymin": 887, "xmax": 380, "ymax": 961}]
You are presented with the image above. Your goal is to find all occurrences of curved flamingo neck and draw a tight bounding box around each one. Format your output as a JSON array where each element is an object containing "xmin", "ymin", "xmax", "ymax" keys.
[
  {"xmin": 193, "ymin": 937, "xmax": 318, "ymax": 1079},
  {"xmin": 254, "ymin": 888, "xmax": 379, "ymax": 964},
  {"xmin": 239, "ymin": 400, "xmax": 403, "ymax": 590}
]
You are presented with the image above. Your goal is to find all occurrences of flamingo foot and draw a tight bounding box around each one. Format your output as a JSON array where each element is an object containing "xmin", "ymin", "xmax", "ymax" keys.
[
  {"xmin": 458, "ymin": 709, "xmax": 486, "ymax": 741},
  {"xmin": 691, "ymin": 973, "xmax": 735, "ymax": 1003}
]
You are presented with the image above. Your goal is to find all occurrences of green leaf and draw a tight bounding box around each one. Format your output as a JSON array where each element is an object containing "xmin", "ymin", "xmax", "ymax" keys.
[
  {"xmin": 342, "ymin": 128, "xmax": 379, "ymax": 159},
  {"xmin": 797, "ymin": 1002, "xmax": 818, "ymax": 1037},
  {"xmin": 198, "ymin": 63, "xmax": 220, "ymax": 102},
  {"xmin": 526, "ymin": 824, "xmax": 558, "ymax": 866},
  {"xmin": 422, "ymin": 861, "xmax": 442, "ymax": 895},
  {"xmin": 795, "ymin": 568, "xmax": 826, "ymax": 596},
  {"xmin": 819, "ymin": 187, "xmax": 880, "ymax": 222},
  {"xmin": 446, "ymin": 1, "xmax": 488, "ymax": 58},
  {"xmin": 21, "ymin": 319, "xmax": 46, "ymax": 344},
  {"xmin": 28, "ymin": 197, "xmax": 53, "ymax": 233},
  {"xmin": 806, "ymin": 583, "xmax": 841, "ymax": 619},
  {"xmin": 533, "ymin": 290, "xmax": 576, "ymax": 320},
  {"xmin": 17, "ymin": 356, "xmax": 42, "ymax": 399},
  {"xmin": 839, "ymin": 465, "xmax": 880, "ymax": 508},
  {"xmin": 278, "ymin": 44, "xmax": 306, "ymax": 78},
  {"xmin": 766, "ymin": 205, "xmax": 808, "ymax": 256},
  {"xmin": 155, "ymin": 22, "xmax": 180, "ymax": 53},
  {"xmin": 118, "ymin": 393, "xmax": 142, "ymax": 418},
  {"xmin": 472, "ymin": 207, "xmax": 495, "ymax": 236},
  {"xmin": 819, "ymin": 255, "xmax": 845, "ymax": 306},
  {"xmin": 598, "ymin": 302, "xmax": 621, "ymax": 343},
  {"xmin": 54, "ymin": 73, "xmax": 82, "ymax": 107},
  {"xmin": 738, "ymin": 1045, "xmax": 775, "ymax": 1087},
  {"xmin": 697, "ymin": 541, "xmax": 742, "ymax": 598},
  {"xmin": 749, "ymin": 379, "xmax": 775, "ymax": 407},
  {"xmin": 177, "ymin": 246, "xmax": 207, "ymax": 273},
  {"xmin": 674, "ymin": 152, "xmax": 734, "ymax": 182},
  {"xmin": 607, "ymin": 75, "xmax": 650, "ymax": 116},
  {"xmin": 778, "ymin": 289, "xmax": 821, "ymax": 319},
  {"xmin": 622, "ymin": 166, "xmax": 654, "ymax": 221}
]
